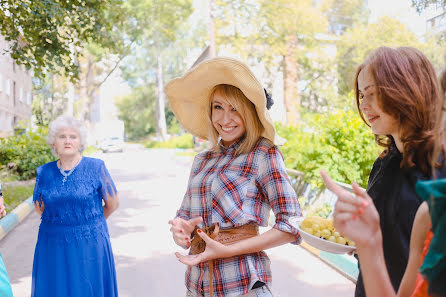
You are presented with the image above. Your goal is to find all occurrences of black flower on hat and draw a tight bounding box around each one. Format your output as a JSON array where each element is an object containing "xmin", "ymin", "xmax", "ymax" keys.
[{"xmin": 264, "ymin": 89, "xmax": 274, "ymax": 110}]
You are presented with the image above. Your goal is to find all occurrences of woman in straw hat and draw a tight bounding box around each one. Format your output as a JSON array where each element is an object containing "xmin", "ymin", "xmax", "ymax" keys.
[{"xmin": 166, "ymin": 57, "xmax": 302, "ymax": 297}]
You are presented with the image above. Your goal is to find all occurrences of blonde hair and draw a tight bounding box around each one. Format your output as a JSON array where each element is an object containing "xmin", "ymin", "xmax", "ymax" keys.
[{"xmin": 206, "ymin": 84, "xmax": 264, "ymax": 155}]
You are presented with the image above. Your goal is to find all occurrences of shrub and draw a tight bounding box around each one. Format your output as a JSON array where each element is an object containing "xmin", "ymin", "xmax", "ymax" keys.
[
  {"xmin": 0, "ymin": 128, "xmax": 55, "ymax": 180},
  {"xmin": 277, "ymin": 109, "xmax": 380, "ymax": 189},
  {"xmin": 144, "ymin": 133, "xmax": 194, "ymax": 149}
]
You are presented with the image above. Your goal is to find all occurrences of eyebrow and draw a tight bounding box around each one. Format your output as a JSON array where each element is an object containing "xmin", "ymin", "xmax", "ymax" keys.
[{"xmin": 359, "ymin": 85, "xmax": 374, "ymax": 93}]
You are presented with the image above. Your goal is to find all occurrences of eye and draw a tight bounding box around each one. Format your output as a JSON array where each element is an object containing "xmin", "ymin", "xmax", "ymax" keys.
[
  {"xmin": 231, "ymin": 107, "xmax": 237, "ymax": 112},
  {"xmin": 213, "ymin": 104, "xmax": 222, "ymax": 110},
  {"xmin": 359, "ymin": 93, "xmax": 364, "ymax": 100}
]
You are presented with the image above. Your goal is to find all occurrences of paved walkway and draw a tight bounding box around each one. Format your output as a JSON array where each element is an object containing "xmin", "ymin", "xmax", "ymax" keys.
[{"xmin": 0, "ymin": 145, "xmax": 354, "ymax": 296}]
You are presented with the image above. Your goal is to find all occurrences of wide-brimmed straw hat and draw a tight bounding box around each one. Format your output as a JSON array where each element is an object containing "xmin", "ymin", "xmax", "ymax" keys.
[{"xmin": 164, "ymin": 57, "xmax": 283, "ymax": 145}]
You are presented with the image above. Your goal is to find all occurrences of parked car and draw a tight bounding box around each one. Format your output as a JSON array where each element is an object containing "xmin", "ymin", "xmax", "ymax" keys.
[{"xmin": 100, "ymin": 137, "xmax": 124, "ymax": 153}]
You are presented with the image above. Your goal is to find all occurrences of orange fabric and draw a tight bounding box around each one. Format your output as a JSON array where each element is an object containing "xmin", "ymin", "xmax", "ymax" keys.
[{"xmin": 412, "ymin": 229, "xmax": 434, "ymax": 297}]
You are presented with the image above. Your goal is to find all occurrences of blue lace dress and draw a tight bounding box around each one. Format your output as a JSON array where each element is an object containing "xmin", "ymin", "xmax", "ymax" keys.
[{"xmin": 31, "ymin": 157, "xmax": 118, "ymax": 297}]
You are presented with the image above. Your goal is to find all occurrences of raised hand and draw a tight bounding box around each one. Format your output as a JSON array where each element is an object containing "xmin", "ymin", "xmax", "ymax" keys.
[
  {"xmin": 168, "ymin": 216, "xmax": 203, "ymax": 249},
  {"xmin": 320, "ymin": 170, "xmax": 381, "ymax": 248},
  {"xmin": 175, "ymin": 229, "xmax": 232, "ymax": 266}
]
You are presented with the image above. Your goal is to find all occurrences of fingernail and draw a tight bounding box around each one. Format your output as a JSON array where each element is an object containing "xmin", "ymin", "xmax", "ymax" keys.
[
  {"xmin": 179, "ymin": 230, "xmax": 183, "ymax": 233},
  {"xmin": 361, "ymin": 201, "xmax": 369, "ymax": 207},
  {"xmin": 358, "ymin": 208, "xmax": 364, "ymax": 215},
  {"xmin": 197, "ymin": 229, "xmax": 202, "ymax": 233},
  {"xmin": 185, "ymin": 237, "xmax": 189, "ymax": 240},
  {"xmin": 353, "ymin": 215, "xmax": 357, "ymax": 220}
]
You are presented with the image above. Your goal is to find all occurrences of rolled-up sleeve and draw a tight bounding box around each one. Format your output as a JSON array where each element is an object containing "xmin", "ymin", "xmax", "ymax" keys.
[
  {"xmin": 258, "ymin": 146, "xmax": 302, "ymax": 244},
  {"xmin": 175, "ymin": 155, "xmax": 202, "ymax": 220}
]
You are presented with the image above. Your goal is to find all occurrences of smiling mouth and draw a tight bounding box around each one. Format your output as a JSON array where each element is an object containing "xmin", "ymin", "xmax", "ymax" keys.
[
  {"xmin": 368, "ymin": 116, "xmax": 379, "ymax": 123},
  {"xmin": 221, "ymin": 126, "xmax": 236, "ymax": 132}
]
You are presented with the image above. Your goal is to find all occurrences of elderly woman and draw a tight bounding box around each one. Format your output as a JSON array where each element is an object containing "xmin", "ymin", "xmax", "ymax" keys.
[
  {"xmin": 32, "ymin": 115, "xmax": 120, "ymax": 297},
  {"xmin": 166, "ymin": 57, "xmax": 301, "ymax": 297}
]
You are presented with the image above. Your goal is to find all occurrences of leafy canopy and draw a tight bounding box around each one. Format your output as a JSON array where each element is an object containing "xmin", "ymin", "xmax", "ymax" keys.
[{"xmin": 0, "ymin": 0, "xmax": 126, "ymax": 80}]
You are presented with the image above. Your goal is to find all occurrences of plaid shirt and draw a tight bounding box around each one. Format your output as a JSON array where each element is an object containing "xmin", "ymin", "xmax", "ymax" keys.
[{"xmin": 176, "ymin": 137, "xmax": 302, "ymax": 297}]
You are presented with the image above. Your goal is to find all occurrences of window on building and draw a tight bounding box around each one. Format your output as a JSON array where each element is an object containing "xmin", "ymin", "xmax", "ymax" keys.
[
  {"xmin": 19, "ymin": 87, "xmax": 23, "ymax": 102},
  {"xmin": 0, "ymin": 112, "xmax": 3, "ymax": 132},
  {"xmin": 5, "ymin": 79, "xmax": 10, "ymax": 96},
  {"xmin": 0, "ymin": 73, "xmax": 2, "ymax": 92},
  {"xmin": 26, "ymin": 92, "xmax": 31, "ymax": 105}
]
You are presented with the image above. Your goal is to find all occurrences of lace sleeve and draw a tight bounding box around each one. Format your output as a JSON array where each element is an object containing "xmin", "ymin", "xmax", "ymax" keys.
[
  {"xmin": 100, "ymin": 161, "xmax": 117, "ymax": 200},
  {"xmin": 33, "ymin": 166, "xmax": 43, "ymax": 206}
]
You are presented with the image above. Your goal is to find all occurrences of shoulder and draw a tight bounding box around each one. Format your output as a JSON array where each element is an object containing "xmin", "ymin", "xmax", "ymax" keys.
[
  {"xmin": 36, "ymin": 161, "xmax": 57, "ymax": 176},
  {"xmin": 252, "ymin": 137, "xmax": 282, "ymax": 158},
  {"xmin": 82, "ymin": 156, "xmax": 105, "ymax": 167}
]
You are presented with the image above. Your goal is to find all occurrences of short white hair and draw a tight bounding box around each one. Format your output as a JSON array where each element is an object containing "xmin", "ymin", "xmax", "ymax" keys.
[{"xmin": 48, "ymin": 115, "xmax": 87, "ymax": 153}]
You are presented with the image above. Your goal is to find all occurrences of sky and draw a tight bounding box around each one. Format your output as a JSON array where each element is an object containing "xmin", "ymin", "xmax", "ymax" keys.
[{"xmin": 367, "ymin": 0, "xmax": 442, "ymax": 36}]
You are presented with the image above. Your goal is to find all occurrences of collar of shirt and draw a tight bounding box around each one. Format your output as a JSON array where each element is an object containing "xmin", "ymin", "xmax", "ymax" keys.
[{"xmin": 217, "ymin": 136, "xmax": 243, "ymax": 153}]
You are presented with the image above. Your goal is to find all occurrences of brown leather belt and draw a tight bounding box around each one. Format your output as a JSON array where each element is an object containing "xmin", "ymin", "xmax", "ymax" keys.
[{"xmin": 190, "ymin": 224, "xmax": 259, "ymax": 297}]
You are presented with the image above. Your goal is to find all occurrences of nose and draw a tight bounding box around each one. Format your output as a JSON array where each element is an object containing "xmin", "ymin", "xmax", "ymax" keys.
[
  {"xmin": 359, "ymin": 97, "xmax": 368, "ymax": 111},
  {"xmin": 222, "ymin": 110, "xmax": 232, "ymax": 124}
]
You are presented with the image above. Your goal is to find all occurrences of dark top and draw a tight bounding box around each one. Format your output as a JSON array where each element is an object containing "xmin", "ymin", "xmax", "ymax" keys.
[{"xmin": 355, "ymin": 146, "xmax": 434, "ymax": 297}]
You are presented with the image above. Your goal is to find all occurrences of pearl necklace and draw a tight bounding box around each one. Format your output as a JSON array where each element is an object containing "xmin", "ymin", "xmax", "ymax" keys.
[{"xmin": 58, "ymin": 157, "xmax": 82, "ymax": 185}]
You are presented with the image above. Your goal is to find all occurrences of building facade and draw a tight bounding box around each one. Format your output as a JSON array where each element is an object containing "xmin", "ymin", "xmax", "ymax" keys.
[{"xmin": 0, "ymin": 34, "xmax": 33, "ymax": 137}]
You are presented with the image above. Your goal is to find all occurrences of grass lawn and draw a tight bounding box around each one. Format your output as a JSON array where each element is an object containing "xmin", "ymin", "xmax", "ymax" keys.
[{"xmin": 3, "ymin": 183, "xmax": 35, "ymax": 213}]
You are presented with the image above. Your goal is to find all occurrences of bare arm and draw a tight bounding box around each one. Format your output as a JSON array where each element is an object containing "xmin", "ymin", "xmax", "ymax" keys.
[
  {"xmin": 397, "ymin": 202, "xmax": 430, "ymax": 297},
  {"xmin": 103, "ymin": 193, "xmax": 119, "ymax": 219}
]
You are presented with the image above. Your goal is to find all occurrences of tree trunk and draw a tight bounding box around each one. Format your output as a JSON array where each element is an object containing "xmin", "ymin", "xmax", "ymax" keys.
[
  {"xmin": 209, "ymin": 0, "xmax": 216, "ymax": 58},
  {"xmin": 156, "ymin": 54, "xmax": 168, "ymax": 141},
  {"xmin": 283, "ymin": 34, "xmax": 300, "ymax": 125}
]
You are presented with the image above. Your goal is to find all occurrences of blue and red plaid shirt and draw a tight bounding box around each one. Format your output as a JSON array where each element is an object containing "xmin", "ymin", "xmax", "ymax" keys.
[{"xmin": 176, "ymin": 137, "xmax": 302, "ymax": 297}]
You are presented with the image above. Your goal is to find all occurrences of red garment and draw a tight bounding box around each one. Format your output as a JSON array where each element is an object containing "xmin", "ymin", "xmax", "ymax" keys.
[{"xmin": 412, "ymin": 229, "xmax": 434, "ymax": 297}]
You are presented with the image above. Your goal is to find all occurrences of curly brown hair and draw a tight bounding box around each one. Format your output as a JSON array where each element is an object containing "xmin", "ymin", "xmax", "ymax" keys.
[{"xmin": 354, "ymin": 47, "xmax": 442, "ymax": 175}]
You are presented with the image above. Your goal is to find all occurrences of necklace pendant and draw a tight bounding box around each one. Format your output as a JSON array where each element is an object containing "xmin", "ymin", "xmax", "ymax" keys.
[{"xmin": 62, "ymin": 176, "xmax": 67, "ymax": 185}]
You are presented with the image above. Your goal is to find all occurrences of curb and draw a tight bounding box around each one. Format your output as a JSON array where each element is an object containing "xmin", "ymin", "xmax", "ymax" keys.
[{"xmin": 0, "ymin": 196, "xmax": 34, "ymax": 241}]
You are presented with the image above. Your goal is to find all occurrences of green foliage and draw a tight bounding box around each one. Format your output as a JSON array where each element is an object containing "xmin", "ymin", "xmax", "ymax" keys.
[
  {"xmin": 277, "ymin": 108, "xmax": 380, "ymax": 189},
  {"xmin": 144, "ymin": 134, "xmax": 194, "ymax": 149},
  {"xmin": 0, "ymin": 128, "xmax": 55, "ymax": 180},
  {"xmin": 0, "ymin": 0, "xmax": 127, "ymax": 81},
  {"xmin": 115, "ymin": 85, "xmax": 157, "ymax": 140},
  {"xmin": 412, "ymin": 0, "xmax": 446, "ymax": 12},
  {"xmin": 336, "ymin": 16, "xmax": 421, "ymax": 96},
  {"xmin": 3, "ymin": 184, "xmax": 35, "ymax": 213}
]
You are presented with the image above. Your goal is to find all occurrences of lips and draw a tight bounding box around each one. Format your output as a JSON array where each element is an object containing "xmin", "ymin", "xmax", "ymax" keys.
[
  {"xmin": 368, "ymin": 115, "xmax": 379, "ymax": 123},
  {"xmin": 220, "ymin": 126, "xmax": 237, "ymax": 133}
]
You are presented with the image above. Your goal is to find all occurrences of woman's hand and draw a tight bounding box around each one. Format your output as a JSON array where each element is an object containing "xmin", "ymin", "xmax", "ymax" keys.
[
  {"xmin": 175, "ymin": 229, "xmax": 233, "ymax": 265},
  {"xmin": 169, "ymin": 216, "xmax": 203, "ymax": 249},
  {"xmin": 0, "ymin": 197, "xmax": 6, "ymax": 217},
  {"xmin": 320, "ymin": 170, "xmax": 381, "ymax": 249}
]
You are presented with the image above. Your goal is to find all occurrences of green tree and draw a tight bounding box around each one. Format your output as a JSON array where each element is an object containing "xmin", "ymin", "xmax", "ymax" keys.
[
  {"xmin": 215, "ymin": 0, "xmax": 328, "ymax": 124},
  {"xmin": 32, "ymin": 74, "xmax": 69, "ymax": 127},
  {"xmin": 321, "ymin": 0, "xmax": 369, "ymax": 35},
  {"xmin": 119, "ymin": 0, "xmax": 196, "ymax": 140},
  {"xmin": 412, "ymin": 0, "xmax": 446, "ymax": 12},
  {"xmin": 115, "ymin": 85, "xmax": 156, "ymax": 140},
  {"xmin": 336, "ymin": 16, "xmax": 421, "ymax": 97},
  {"xmin": 0, "ymin": 0, "xmax": 127, "ymax": 81}
]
